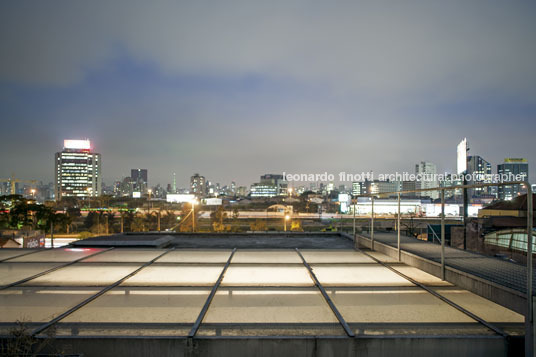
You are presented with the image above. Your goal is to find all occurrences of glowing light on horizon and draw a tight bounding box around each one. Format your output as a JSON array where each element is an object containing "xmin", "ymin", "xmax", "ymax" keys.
[{"xmin": 64, "ymin": 139, "xmax": 91, "ymax": 150}]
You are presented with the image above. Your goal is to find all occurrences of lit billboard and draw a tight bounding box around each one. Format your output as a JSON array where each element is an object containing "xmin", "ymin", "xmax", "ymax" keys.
[
  {"xmin": 202, "ymin": 198, "xmax": 223, "ymax": 206},
  {"xmin": 338, "ymin": 193, "xmax": 350, "ymax": 213},
  {"xmin": 132, "ymin": 192, "xmax": 141, "ymax": 198},
  {"xmin": 64, "ymin": 139, "xmax": 91, "ymax": 150},
  {"xmin": 166, "ymin": 194, "xmax": 196, "ymax": 203},
  {"xmin": 457, "ymin": 138, "xmax": 467, "ymax": 174}
]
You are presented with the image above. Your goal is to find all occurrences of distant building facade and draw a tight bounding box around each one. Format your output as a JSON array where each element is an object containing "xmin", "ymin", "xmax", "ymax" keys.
[
  {"xmin": 416, "ymin": 161, "xmax": 439, "ymax": 199},
  {"xmin": 467, "ymin": 155, "xmax": 493, "ymax": 198},
  {"xmin": 250, "ymin": 174, "xmax": 288, "ymax": 198},
  {"xmin": 498, "ymin": 158, "xmax": 529, "ymax": 200},
  {"xmin": 368, "ymin": 180, "xmax": 400, "ymax": 197},
  {"xmin": 401, "ymin": 180, "xmax": 421, "ymax": 198},
  {"xmin": 131, "ymin": 169, "xmax": 148, "ymax": 194},
  {"xmin": 54, "ymin": 139, "xmax": 101, "ymax": 200},
  {"xmin": 352, "ymin": 182, "xmax": 366, "ymax": 196},
  {"xmin": 440, "ymin": 173, "xmax": 462, "ymax": 199},
  {"xmin": 190, "ymin": 173, "xmax": 207, "ymax": 197},
  {"xmin": 237, "ymin": 186, "xmax": 248, "ymax": 197}
]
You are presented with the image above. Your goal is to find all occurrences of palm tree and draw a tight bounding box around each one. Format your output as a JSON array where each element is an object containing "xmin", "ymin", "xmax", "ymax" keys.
[
  {"xmin": 104, "ymin": 212, "xmax": 115, "ymax": 234},
  {"xmin": 131, "ymin": 213, "xmax": 147, "ymax": 232}
]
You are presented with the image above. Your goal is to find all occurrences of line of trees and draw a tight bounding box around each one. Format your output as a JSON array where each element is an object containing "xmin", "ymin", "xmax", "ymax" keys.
[
  {"xmin": 82, "ymin": 210, "xmax": 179, "ymax": 234},
  {"xmin": 0, "ymin": 195, "xmax": 183, "ymax": 236},
  {"xmin": 0, "ymin": 195, "xmax": 70, "ymax": 233}
]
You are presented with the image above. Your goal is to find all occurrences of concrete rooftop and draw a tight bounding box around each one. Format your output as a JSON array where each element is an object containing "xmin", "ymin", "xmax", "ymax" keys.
[{"xmin": 0, "ymin": 232, "xmax": 526, "ymax": 356}]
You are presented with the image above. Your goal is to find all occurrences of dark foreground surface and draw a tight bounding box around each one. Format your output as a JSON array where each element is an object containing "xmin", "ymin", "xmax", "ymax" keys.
[{"xmin": 72, "ymin": 232, "xmax": 356, "ymax": 249}]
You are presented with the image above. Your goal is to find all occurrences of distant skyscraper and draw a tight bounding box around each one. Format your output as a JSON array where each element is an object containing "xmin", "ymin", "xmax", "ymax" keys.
[
  {"xmin": 467, "ymin": 155, "xmax": 492, "ymax": 198},
  {"xmin": 190, "ymin": 173, "xmax": 207, "ymax": 197},
  {"xmin": 415, "ymin": 161, "xmax": 439, "ymax": 199},
  {"xmin": 498, "ymin": 158, "xmax": 529, "ymax": 200},
  {"xmin": 131, "ymin": 168, "xmax": 148, "ymax": 194},
  {"xmin": 54, "ymin": 139, "xmax": 101, "ymax": 201}
]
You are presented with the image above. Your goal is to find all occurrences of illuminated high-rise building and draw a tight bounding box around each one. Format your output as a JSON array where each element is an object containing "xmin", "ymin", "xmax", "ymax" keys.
[
  {"xmin": 131, "ymin": 168, "xmax": 148, "ymax": 194},
  {"xmin": 54, "ymin": 139, "xmax": 101, "ymax": 201},
  {"xmin": 190, "ymin": 173, "xmax": 207, "ymax": 197},
  {"xmin": 415, "ymin": 161, "xmax": 439, "ymax": 199},
  {"xmin": 250, "ymin": 174, "xmax": 288, "ymax": 197},
  {"xmin": 352, "ymin": 182, "xmax": 366, "ymax": 196},
  {"xmin": 467, "ymin": 155, "xmax": 492, "ymax": 198},
  {"xmin": 498, "ymin": 158, "xmax": 529, "ymax": 200}
]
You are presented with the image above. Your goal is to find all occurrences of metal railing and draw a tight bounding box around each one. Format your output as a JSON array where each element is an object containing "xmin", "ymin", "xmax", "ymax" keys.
[
  {"xmin": 351, "ymin": 180, "xmax": 533, "ymax": 356},
  {"xmin": 427, "ymin": 224, "xmax": 441, "ymax": 244}
]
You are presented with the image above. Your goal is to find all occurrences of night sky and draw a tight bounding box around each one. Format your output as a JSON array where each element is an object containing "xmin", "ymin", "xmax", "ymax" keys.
[{"xmin": 1, "ymin": 1, "xmax": 535, "ymax": 188}]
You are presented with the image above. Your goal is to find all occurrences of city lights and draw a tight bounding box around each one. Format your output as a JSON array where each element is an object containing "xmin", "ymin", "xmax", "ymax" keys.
[
  {"xmin": 64, "ymin": 139, "xmax": 91, "ymax": 150},
  {"xmin": 0, "ymin": 2, "xmax": 535, "ymax": 356}
]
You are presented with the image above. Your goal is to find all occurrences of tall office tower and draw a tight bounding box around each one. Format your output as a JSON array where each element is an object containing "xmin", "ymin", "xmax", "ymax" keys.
[
  {"xmin": 498, "ymin": 158, "xmax": 529, "ymax": 200},
  {"xmin": 54, "ymin": 139, "xmax": 101, "ymax": 201},
  {"xmin": 172, "ymin": 173, "xmax": 177, "ymax": 194},
  {"xmin": 415, "ymin": 161, "xmax": 439, "ymax": 199},
  {"xmin": 467, "ymin": 156, "xmax": 492, "ymax": 198},
  {"xmin": 190, "ymin": 173, "xmax": 207, "ymax": 197},
  {"xmin": 131, "ymin": 169, "xmax": 148, "ymax": 194}
]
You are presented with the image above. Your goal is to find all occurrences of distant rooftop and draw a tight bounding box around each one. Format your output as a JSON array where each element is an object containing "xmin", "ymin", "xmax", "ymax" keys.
[{"xmin": 483, "ymin": 193, "xmax": 535, "ymax": 211}]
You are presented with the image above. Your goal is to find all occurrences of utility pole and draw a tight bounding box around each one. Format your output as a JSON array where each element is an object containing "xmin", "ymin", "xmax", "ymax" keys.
[
  {"xmin": 352, "ymin": 198, "xmax": 356, "ymax": 237},
  {"xmin": 463, "ymin": 176, "xmax": 468, "ymax": 250},
  {"xmin": 457, "ymin": 138, "xmax": 469, "ymax": 251},
  {"xmin": 192, "ymin": 201, "xmax": 196, "ymax": 233},
  {"xmin": 463, "ymin": 144, "xmax": 469, "ymax": 250},
  {"xmin": 50, "ymin": 220, "xmax": 54, "ymax": 248}
]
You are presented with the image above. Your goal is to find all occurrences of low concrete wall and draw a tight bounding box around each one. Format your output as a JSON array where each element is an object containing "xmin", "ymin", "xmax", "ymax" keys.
[
  {"xmin": 357, "ymin": 234, "xmax": 527, "ymax": 315},
  {"xmin": 34, "ymin": 335, "xmax": 508, "ymax": 357}
]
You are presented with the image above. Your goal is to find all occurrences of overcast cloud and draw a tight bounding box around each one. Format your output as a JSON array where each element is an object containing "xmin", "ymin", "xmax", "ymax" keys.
[{"xmin": 0, "ymin": 0, "xmax": 535, "ymax": 187}]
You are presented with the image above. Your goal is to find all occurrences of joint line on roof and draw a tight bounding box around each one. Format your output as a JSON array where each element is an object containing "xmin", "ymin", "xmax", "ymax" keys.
[
  {"xmin": 295, "ymin": 248, "xmax": 355, "ymax": 338},
  {"xmin": 31, "ymin": 247, "xmax": 175, "ymax": 336}
]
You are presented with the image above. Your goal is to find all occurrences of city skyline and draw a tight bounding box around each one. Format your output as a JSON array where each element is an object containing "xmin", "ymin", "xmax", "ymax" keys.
[
  {"xmin": 1, "ymin": 1, "xmax": 535, "ymax": 187},
  {"xmin": 1, "ymin": 134, "xmax": 534, "ymax": 191}
]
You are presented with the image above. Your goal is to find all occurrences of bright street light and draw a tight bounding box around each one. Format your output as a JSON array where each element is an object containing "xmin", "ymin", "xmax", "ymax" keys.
[{"xmin": 191, "ymin": 199, "xmax": 198, "ymax": 232}]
